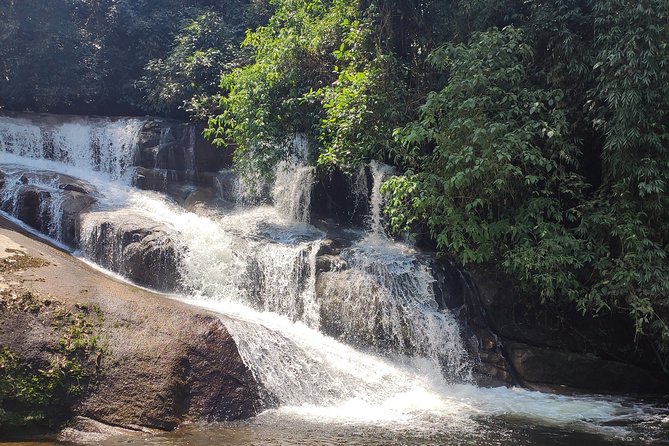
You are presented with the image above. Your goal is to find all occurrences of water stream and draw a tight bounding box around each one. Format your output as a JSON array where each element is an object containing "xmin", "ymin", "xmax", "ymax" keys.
[{"xmin": 0, "ymin": 115, "xmax": 667, "ymax": 445}]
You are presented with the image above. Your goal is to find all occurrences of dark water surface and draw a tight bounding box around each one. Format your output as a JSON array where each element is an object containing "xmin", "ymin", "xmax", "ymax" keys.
[{"xmin": 3, "ymin": 408, "xmax": 668, "ymax": 446}]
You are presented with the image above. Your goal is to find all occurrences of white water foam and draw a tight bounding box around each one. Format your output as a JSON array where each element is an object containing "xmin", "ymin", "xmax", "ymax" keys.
[
  {"xmin": 0, "ymin": 115, "xmax": 143, "ymax": 181},
  {"xmin": 368, "ymin": 160, "xmax": 394, "ymax": 235}
]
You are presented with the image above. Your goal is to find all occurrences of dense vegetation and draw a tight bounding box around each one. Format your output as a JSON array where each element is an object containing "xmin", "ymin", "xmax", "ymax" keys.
[
  {"xmin": 205, "ymin": 0, "xmax": 669, "ymax": 370},
  {"xmin": 1, "ymin": 0, "xmax": 667, "ymax": 370},
  {"xmin": 0, "ymin": 0, "xmax": 269, "ymax": 116}
]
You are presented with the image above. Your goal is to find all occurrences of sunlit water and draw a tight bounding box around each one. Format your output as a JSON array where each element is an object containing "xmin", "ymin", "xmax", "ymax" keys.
[{"xmin": 0, "ymin": 116, "xmax": 668, "ymax": 445}]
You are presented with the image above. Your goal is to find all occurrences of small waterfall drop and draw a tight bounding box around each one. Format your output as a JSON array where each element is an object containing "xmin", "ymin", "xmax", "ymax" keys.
[
  {"xmin": 0, "ymin": 115, "xmax": 143, "ymax": 181},
  {"xmin": 368, "ymin": 160, "xmax": 394, "ymax": 235},
  {"xmin": 271, "ymin": 135, "xmax": 314, "ymax": 223},
  {"xmin": 320, "ymin": 240, "xmax": 471, "ymax": 381},
  {"xmin": 175, "ymin": 208, "xmax": 323, "ymax": 326}
]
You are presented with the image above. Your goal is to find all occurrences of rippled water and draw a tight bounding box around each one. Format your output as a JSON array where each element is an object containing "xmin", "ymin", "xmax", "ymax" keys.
[{"xmin": 4, "ymin": 408, "xmax": 669, "ymax": 446}]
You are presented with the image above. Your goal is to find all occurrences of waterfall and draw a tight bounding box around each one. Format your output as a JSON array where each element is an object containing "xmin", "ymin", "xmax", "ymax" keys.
[
  {"xmin": 272, "ymin": 162, "xmax": 314, "ymax": 223},
  {"xmin": 368, "ymin": 160, "xmax": 394, "ymax": 235},
  {"xmin": 271, "ymin": 135, "xmax": 314, "ymax": 223},
  {"xmin": 177, "ymin": 209, "xmax": 323, "ymax": 326},
  {"xmin": 320, "ymin": 239, "xmax": 471, "ymax": 381},
  {"xmin": 184, "ymin": 126, "xmax": 196, "ymax": 173},
  {"xmin": 2, "ymin": 114, "xmax": 661, "ymax": 439},
  {"xmin": 0, "ymin": 115, "xmax": 143, "ymax": 181}
]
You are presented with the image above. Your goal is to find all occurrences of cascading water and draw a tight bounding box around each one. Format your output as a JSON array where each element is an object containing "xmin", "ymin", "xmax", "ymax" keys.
[
  {"xmin": 271, "ymin": 134, "xmax": 314, "ymax": 223},
  {"xmin": 0, "ymin": 115, "xmax": 143, "ymax": 181},
  {"xmin": 368, "ymin": 160, "xmax": 395, "ymax": 235},
  {"xmin": 1, "ymin": 114, "xmax": 667, "ymax": 443},
  {"xmin": 313, "ymin": 159, "xmax": 468, "ymax": 377},
  {"xmin": 319, "ymin": 240, "xmax": 471, "ymax": 381}
]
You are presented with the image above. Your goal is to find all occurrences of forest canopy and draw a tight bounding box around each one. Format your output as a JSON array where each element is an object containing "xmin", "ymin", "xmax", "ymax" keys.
[
  {"xmin": 1, "ymin": 0, "xmax": 668, "ymax": 368},
  {"xmin": 0, "ymin": 0, "xmax": 270, "ymax": 116}
]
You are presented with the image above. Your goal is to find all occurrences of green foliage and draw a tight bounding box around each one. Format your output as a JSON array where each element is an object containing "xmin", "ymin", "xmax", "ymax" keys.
[
  {"xmin": 581, "ymin": 0, "xmax": 669, "ymax": 363},
  {"xmin": 206, "ymin": 0, "xmax": 448, "ymax": 176},
  {"xmin": 0, "ymin": 0, "xmax": 269, "ymax": 115},
  {"xmin": 387, "ymin": 26, "xmax": 585, "ymax": 288},
  {"xmin": 201, "ymin": 0, "xmax": 668, "ymax": 366},
  {"xmin": 138, "ymin": 2, "xmax": 270, "ymax": 116},
  {"xmin": 316, "ymin": 14, "xmax": 409, "ymax": 170},
  {"xmin": 383, "ymin": 5, "xmax": 669, "ymax": 367},
  {"xmin": 206, "ymin": 0, "xmax": 361, "ymax": 176},
  {"xmin": 0, "ymin": 0, "xmax": 93, "ymax": 111}
]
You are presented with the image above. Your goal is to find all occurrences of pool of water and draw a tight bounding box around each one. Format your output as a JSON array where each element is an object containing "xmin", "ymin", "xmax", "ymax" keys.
[{"xmin": 5, "ymin": 405, "xmax": 669, "ymax": 446}]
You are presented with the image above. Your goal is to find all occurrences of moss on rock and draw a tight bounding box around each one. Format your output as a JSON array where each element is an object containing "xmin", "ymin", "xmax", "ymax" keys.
[{"xmin": 0, "ymin": 288, "xmax": 105, "ymax": 436}]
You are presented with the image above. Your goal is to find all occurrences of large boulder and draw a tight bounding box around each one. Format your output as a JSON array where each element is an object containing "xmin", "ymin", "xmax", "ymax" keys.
[
  {"xmin": 0, "ymin": 218, "xmax": 260, "ymax": 434},
  {"xmin": 59, "ymin": 191, "xmax": 96, "ymax": 246},
  {"xmin": 9, "ymin": 185, "xmax": 51, "ymax": 231},
  {"xmin": 79, "ymin": 212, "xmax": 182, "ymax": 292},
  {"xmin": 77, "ymin": 313, "xmax": 259, "ymax": 429}
]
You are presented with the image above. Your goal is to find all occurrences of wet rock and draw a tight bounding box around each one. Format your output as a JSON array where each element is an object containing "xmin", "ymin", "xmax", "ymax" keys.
[
  {"xmin": 429, "ymin": 257, "xmax": 471, "ymax": 311},
  {"xmin": 133, "ymin": 168, "xmax": 222, "ymax": 202},
  {"xmin": 80, "ymin": 213, "xmax": 182, "ymax": 292},
  {"xmin": 135, "ymin": 120, "xmax": 230, "ymax": 173},
  {"xmin": 315, "ymin": 239, "xmax": 342, "ymax": 257},
  {"xmin": 469, "ymin": 328, "xmax": 515, "ymax": 387},
  {"xmin": 124, "ymin": 229, "xmax": 181, "ymax": 292},
  {"xmin": 192, "ymin": 132, "xmax": 233, "ymax": 173},
  {"xmin": 413, "ymin": 257, "xmax": 516, "ymax": 388},
  {"xmin": 506, "ymin": 342, "xmax": 669, "ymax": 394},
  {"xmin": 17, "ymin": 170, "xmax": 97, "ymax": 195},
  {"xmin": 132, "ymin": 167, "xmax": 187, "ymax": 192},
  {"xmin": 0, "ymin": 221, "xmax": 260, "ymax": 432},
  {"xmin": 466, "ymin": 264, "xmax": 669, "ymax": 394},
  {"xmin": 314, "ymin": 239, "xmax": 350, "ymax": 274},
  {"xmin": 0, "ymin": 167, "xmax": 98, "ymax": 246},
  {"xmin": 13, "ymin": 185, "xmax": 51, "ymax": 231},
  {"xmin": 311, "ymin": 167, "xmax": 369, "ymax": 227},
  {"xmin": 316, "ymin": 269, "xmax": 386, "ymax": 348},
  {"xmin": 183, "ymin": 187, "xmax": 221, "ymax": 212},
  {"xmin": 60, "ymin": 191, "xmax": 96, "ymax": 246},
  {"xmin": 315, "ymin": 255, "xmax": 345, "ymax": 274}
]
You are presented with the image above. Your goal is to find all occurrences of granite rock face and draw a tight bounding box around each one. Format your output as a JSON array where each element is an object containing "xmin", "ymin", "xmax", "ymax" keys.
[
  {"xmin": 466, "ymin": 264, "xmax": 669, "ymax": 394},
  {"xmin": 0, "ymin": 219, "xmax": 260, "ymax": 433},
  {"xmin": 76, "ymin": 314, "xmax": 259, "ymax": 430}
]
